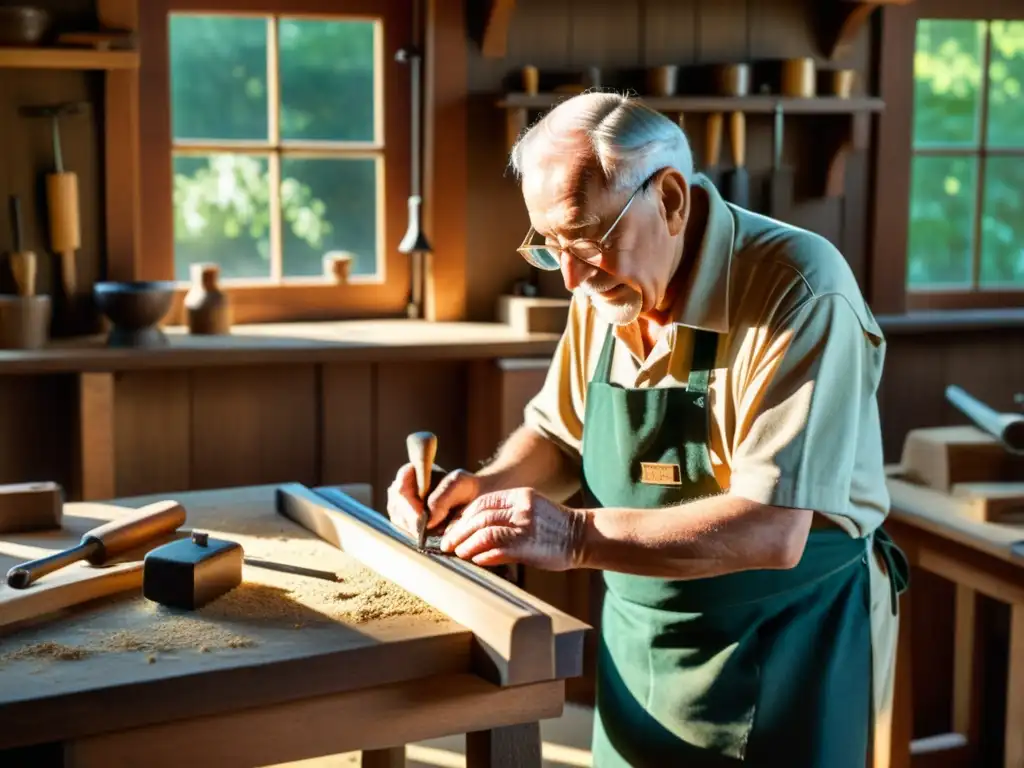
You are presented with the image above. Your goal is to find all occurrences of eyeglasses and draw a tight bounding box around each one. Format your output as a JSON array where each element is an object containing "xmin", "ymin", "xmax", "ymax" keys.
[{"xmin": 516, "ymin": 177, "xmax": 651, "ymax": 272}]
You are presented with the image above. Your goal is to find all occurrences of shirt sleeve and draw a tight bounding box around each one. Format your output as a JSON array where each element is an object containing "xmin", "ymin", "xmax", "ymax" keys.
[
  {"xmin": 522, "ymin": 299, "xmax": 589, "ymax": 467},
  {"xmin": 727, "ymin": 292, "xmax": 885, "ymax": 517}
]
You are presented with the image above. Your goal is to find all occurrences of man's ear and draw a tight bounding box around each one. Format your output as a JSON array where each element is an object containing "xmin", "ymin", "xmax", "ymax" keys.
[{"xmin": 656, "ymin": 169, "xmax": 689, "ymax": 236}]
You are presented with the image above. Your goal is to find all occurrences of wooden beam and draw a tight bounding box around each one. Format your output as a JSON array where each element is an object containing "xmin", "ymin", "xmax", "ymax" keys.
[
  {"xmin": 481, "ymin": 0, "xmax": 516, "ymax": 58},
  {"xmin": 275, "ymin": 483, "xmax": 562, "ymax": 686},
  {"xmin": 824, "ymin": 0, "xmax": 916, "ymax": 61}
]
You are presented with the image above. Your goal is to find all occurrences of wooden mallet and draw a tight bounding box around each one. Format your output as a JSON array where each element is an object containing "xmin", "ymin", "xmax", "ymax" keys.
[{"xmin": 406, "ymin": 430, "xmax": 437, "ymax": 551}]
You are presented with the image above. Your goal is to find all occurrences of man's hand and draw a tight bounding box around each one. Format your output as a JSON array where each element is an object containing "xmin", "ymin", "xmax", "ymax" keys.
[
  {"xmin": 438, "ymin": 487, "xmax": 587, "ymax": 571},
  {"xmin": 386, "ymin": 464, "xmax": 486, "ymax": 537}
]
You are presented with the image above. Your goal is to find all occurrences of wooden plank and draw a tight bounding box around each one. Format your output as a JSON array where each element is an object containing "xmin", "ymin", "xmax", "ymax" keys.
[
  {"xmin": 278, "ymin": 483, "xmax": 558, "ymax": 686},
  {"xmin": 695, "ymin": 0, "xmax": 749, "ymax": 63},
  {"xmin": 1006, "ymin": 604, "xmax": 1024, "ymax": 768},
  {"xmin": 0, "ymin": 375, "xmax": 74, "ymax": 492},
  {"xmin": 0, "ymin": 485, "xmax": 471, "ymax": 751},
  {"xmin": 190, "ymin": 365, "xmax": 318, "ymax": 489},
  {"xmin": 0, "ymin": 48, "xmax": 139, "ymax": 70},
  {"xmin": 79, "ymin": 373, "xmax": 116, "ymax": 501},
  {"xmin": 642, "ymin": 0, "xmax": 699, "ymax": 66},
  {"xmin": 114, "ymin": 371, "xmax": 190, "ymax": 496},
  {"xmin": 568, "ymin": 0, "xmax": 640, "ymax": 69},
  {"xmin": 65, "ymin": 674, "xmax": 562, "ymax": 768},
  {"xmin": 320, "ymin": 363, "xmax": 375, "ymax": 491}
]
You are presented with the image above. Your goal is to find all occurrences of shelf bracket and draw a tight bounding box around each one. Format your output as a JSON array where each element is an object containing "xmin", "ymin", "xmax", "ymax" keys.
[
  {"xmin": 482, "ymin": 0, "xmax": 516, "ymax": 58},
  {"xmin": 823, "ymin": 0, "xmax": 915, "ymax": 61}
]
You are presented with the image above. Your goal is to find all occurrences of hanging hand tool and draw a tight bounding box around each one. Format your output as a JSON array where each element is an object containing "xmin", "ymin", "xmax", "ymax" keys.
[
  {"xmin": 5, "ymin": 500, "xmax": 186, "ymax": 589},
  {"xmin": 406, "ymin": 430, "xmax": 438, "ymax": 551},
  {"xmin": 7, "ymin": 195, "xmax": 36, "ymax": 298},
  {"xmin": 766, "ymin": 104, "xmax": 793, "ymax": 220},
  {"xmin": 19, "ymin": 102, "xmax": 86, "ymax": 303},
  {"xmin": 703, "ymin": 113, "xmax": 724, "ymax": 189},
  {"xmin": 724, "ymin": 112, "xmax": 749, "ymax": 208}
]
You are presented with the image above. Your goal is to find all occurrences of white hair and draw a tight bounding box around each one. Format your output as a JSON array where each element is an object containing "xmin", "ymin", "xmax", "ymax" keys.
[{"xmin": 507, "ymin": 92, "xmax": 694, "ymax": 193}]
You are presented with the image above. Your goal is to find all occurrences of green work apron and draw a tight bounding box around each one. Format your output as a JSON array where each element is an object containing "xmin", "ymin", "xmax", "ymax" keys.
[{"xmin": 580, "ymin": 326, "xmax": 909, "ymax": 768}]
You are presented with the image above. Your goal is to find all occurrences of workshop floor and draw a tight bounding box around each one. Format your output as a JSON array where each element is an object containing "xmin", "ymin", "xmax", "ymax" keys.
[{"xmin": 275, "ymin": 703, "xmax": 595, "ymax": 767}]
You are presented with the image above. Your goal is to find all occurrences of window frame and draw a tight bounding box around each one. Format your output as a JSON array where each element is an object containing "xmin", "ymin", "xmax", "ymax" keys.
[
  {"xmin": 138, "ymin": 0, "xmax": 429, "ymax": 324},
  {"xmin": 871, "ymin": 0, "xmax": 1024, "ymax": 314}
]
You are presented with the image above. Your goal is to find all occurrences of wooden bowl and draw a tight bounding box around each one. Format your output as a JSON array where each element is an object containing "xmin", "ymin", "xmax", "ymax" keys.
[
  {"xmin": 93, "ymin": 281, "xmax": 175, "ymax": 347},
  {"xmin": 0, "ymin": 7, "xmax": 51, "ymax": 47}
]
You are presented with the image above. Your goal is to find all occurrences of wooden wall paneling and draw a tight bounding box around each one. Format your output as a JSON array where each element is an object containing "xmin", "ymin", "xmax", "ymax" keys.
[
  {"xmin": 373, "ymin": 362, "xmax": 467, "ymax": 498},
  {"xmin": 0, "ymin": 375, "xmax": 74, "ymax": 493},
  {"xmin": 747, "ymin": 0, "xmax": 813, "ymax": 60},
  {"xmin": 695, "ymin": 0, "xmax": 749, "ymax": 63},
  {"xmin": 320, "ymin": 363, "xmax": 375, "ymax": 494},
  {"xmin": 941, "ymin": 331, "xmax": 1024, "ymax": 422},
  {"xmin": 190, "ymin": 366, "xmax": 318, "ymax": 490},
  {"xmin": 112, "ymin": 371, "xmax": 191, "ymax": 497},
  {"xmin": 466, "ymin": 357, "xmax": 548, "ymax": 469},
  {"xmin": 642, "ymin": 0, "xmax": 699, "ymax": 66},
  {"xmin": 878, "ymin": 336, "xmax": 949, "ymax": 463},
  {"xmin": 567, "ymin": 0, "xmax": 641, "ymax": 70},
  {"xmin": 78, "ymin": 372, "xmax": 116, "ymax": 501}
]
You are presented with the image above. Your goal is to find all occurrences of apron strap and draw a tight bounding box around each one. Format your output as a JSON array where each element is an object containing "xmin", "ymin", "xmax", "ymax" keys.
[
  {"xmin": 686, "ymin": 329, "xmax": 720, "ymax": 394},
  {"xmin": 872, "ymin": 526, "xmax": 911, "ymax": 616},
  {"xmin": 594, "ymin": 326, "xmax": 616, "ymax": 384}
]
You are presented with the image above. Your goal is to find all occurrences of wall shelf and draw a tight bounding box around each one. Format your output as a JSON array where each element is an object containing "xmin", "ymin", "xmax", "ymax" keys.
[{"xmin": 0, "ymin": 47, "xmax": 139, "ymax": 71}]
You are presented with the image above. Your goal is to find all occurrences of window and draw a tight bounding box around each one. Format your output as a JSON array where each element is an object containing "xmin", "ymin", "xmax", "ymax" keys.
[
  {"xmin": 907, "ymin": 19, "xmax": 1024, "ymax": 302},
  {"xmin": 167, "ymin": 13, "xmax": 382, "ymax": 284}
]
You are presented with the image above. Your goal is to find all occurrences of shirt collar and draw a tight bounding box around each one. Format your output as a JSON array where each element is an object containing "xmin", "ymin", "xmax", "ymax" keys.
[{"xmin": 667, "ymin": 173, "xmax": 735, "ymax": 334}]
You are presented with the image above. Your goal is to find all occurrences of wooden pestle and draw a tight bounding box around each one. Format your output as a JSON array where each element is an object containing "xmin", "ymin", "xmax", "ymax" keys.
[
  {"xmin": 406, "ymin": 431, "xmax": 438, "ymax": 550},
  {"xmin": 8, "ymin": 195, "xmax": 36, "ymax": 297},
  {"xmin": 47, "ymin": 171, "xmax": 80, "ymax": 298}
]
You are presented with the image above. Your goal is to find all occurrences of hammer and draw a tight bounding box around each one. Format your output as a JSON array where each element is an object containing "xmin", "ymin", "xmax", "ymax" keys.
[{"xmin": 406, "ymin": 430, "xmax": 437, "ymax": 551}]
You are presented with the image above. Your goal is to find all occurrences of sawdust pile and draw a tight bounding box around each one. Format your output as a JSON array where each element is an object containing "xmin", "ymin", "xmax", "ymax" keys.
[{"xmin": 0, "ymin": 641, "xmax": 91, "ymax": 662}]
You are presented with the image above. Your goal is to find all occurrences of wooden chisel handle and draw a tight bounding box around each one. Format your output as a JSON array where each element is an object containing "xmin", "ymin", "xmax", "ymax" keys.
[
  {"xmin": 406, "ymin": 431, "xmax": 438, "ymax": 549},
  {"xmin": 730, "ymin": 112, "xmax": 746, "ymax": 169},
  {"xmin": 5, "ymin": 500, "xmax": 186, "ymax": 589},
  {"xmin": 706, "ymin": 113, "xmax": 723, "ymax": 166}
]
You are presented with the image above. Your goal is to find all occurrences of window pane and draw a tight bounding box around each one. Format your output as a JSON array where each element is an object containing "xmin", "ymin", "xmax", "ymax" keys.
[
  {"xmin": 280, "ymin": 158, "xmax": 378, "ymax": 278},
  {"xmin": 980, "ymin": 156, "xmax": 1024, "ymax": 287},
  {"xmin": 169, "ymin": 15, "xmax": 268, "ymax": 141},
  {"xmin": 913, "ymin": 19, "xmax": 986, "ymax": 147},
  {"xmin": 987, "ymin": 21, "xmax": 1024, "ymax": 148},
  {"xmin": 173, "ymin": 154, "xmax": 272, "ymax": 281},
  {"xmin": 279, "ymin": 19, "xmax": 376, "ymax": 142},
  {"xmin": 907, "ymin": 155, "xmax": 978, "ymax": 288}
]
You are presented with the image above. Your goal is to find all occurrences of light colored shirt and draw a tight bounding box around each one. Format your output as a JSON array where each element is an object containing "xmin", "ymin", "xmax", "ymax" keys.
[{"xmin": 523, "ymin": 174, "xmax": 890, "ymax": 537}]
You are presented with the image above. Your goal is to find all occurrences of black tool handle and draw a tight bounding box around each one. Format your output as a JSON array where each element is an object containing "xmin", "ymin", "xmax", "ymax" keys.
[
  {"xmin": 9, "ymin": 195, "xmax": 22, "ymax": 252},
  {"xmin": 5, "ymin": 541, "xmax": 99, "ymax": 589}
]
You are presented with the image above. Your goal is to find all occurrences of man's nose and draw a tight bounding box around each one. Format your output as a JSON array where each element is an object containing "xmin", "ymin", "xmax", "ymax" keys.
[{"xmin": 560, "ymin": 250, "xmax": 595, "ymax": 291}]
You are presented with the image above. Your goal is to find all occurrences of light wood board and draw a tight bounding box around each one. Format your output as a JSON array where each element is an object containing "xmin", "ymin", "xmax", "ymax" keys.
[{"xmin": 0, "ymin": 484, "xmax": 471, "ymax": 751}]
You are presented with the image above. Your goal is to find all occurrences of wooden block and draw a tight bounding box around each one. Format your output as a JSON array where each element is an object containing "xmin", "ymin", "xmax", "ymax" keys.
[
  {"xmin": 0, "ymin": 482, "xmax": 63, "ymax": 533},
  {"xmin": 276, "ymin": 483, "xmax": 564, "ymax": 687},
  {"xmin": 497, "ymin": 296, "xmax": 570, "ymax": 335},
  {"xmin": 900, "ymin": 426, "xmax": 1024, "ymax": 491},
  {"xmin": 951, "ymin": 483, "xmax": 1024, "ymax": 523}
]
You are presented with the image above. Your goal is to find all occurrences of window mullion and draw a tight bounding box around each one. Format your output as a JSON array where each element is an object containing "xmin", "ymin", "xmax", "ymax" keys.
[
  {"xmin": 971, "ymin": 21, "xmax": 994, "ymax": 290},
  {"xmin": 267, "ymin": 15, "xmax": 283, "ymax": 283}
]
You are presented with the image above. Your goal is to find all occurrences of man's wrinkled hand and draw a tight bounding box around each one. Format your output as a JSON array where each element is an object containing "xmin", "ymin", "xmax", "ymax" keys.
[
  {"xmin": 438, "ymin": 487, "xmax": 587, "ymax": 571},
  {"xmin": 386, "ymin": 463, "xmax": 486, "ymax": 537}
]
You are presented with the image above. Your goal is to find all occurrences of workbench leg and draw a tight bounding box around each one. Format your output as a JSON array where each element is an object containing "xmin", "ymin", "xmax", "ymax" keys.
[
  {"xmin": 1005, "ymin": 604, "xmax": 1024, "ymax": 768},
  {"xmin": 466, "ymin": 722, "xmax": 541, "ymax": 768},
  {"xmin": 952, "ymin": 584, "xmax": 983, "ymax": 764},
  {"xmin": 361, "ymin": 746, "xmax": 405, "ymax": 767}
]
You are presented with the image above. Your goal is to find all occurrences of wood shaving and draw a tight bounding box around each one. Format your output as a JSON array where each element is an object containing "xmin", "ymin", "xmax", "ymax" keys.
[{"xmin": 0, "ymin": 642, "xmax": 90, "ymax": 662}]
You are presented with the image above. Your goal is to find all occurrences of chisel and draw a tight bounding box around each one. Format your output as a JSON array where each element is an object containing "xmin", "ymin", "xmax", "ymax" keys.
[
  {"xmin": 766, "ymin": 104, "xmax": 794, "ymax": 220},
  {"xmin": 406, "ymin": 430, "xmax": 438, "ymax": 551},
  {"xmin": 703, "ymin": 112, "xmax": 724, "ymax": 190},
  {"xmin": 5, "ymin": 500, "xmax": 186, "ymax": 589},
  {"xmin": 724, "ymin": 111, "xmax": 749, "ymax": 208}
]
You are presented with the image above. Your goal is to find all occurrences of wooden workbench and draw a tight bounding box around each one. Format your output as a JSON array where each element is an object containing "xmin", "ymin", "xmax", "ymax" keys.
[
  {"xmin": 0, "ymin": 484, "xmax": 586, "ymax": 767},
  {"xmin": 886, "ymin": 474, "xmax": 1024, "ymax": 768}
]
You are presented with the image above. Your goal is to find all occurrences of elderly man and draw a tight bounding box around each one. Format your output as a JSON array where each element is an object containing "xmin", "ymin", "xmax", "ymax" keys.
[{"xmin": 387, "ymin": 92, "xmax": 908, "ymax": 767}]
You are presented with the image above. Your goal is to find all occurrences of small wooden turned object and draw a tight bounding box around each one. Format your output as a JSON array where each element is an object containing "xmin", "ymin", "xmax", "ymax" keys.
[
  {"xmin": 406, "ymin": 431, "xmax": 438, "ymax": 502},
  {"xmin": 184, "ymin": 262, "xmax": 231, "ymax": 335},
  {"xmin": 323, "ymin": 251, "xmax": 353, "ymax": 285}
]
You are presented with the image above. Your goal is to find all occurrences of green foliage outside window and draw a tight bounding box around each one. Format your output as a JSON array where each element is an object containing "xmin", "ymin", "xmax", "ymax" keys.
[
  {"xmin": 168, "ymin": 14, "xmax": 379, "ymax": 282},
  {"xmin": 909, "ymin": 19, "xmax": 1024, "ymax": 290}
]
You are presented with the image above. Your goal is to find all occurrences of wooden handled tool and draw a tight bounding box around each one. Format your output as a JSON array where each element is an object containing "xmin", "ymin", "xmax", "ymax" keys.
[
  {"xmin": 946, "ymin": 385, "xmax": 1024, "ymax": 455},
  {"xmin": 20, "ymin": 103, "xmax": 85, "ymax": 300},
  {"xmin": 725, "ymin": 111, "xmax": 749, "ymax": 208},
  {"xmin": 704, "ymin": 112, "xmax": 723, "ymax": 188},
  {"xmin": 406, "ymin": 430, "xmax": 438, "ymax": 551},
  {"xmin": 766, "ymin": 104, "xmax": 793, "ymax": 219},
  {"xmin": 5, "ymin": 500, "xmax": 185, "ymax": 589},
  {"xmin": 8, "ymin": 195, "xmax": 36, "ymax": 298}
]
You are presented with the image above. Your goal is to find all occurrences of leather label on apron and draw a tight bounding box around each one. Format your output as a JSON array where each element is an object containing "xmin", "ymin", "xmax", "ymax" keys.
[{"xmin": 639, "ymin": 462, "xmax": 682, "ymax": 485}]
